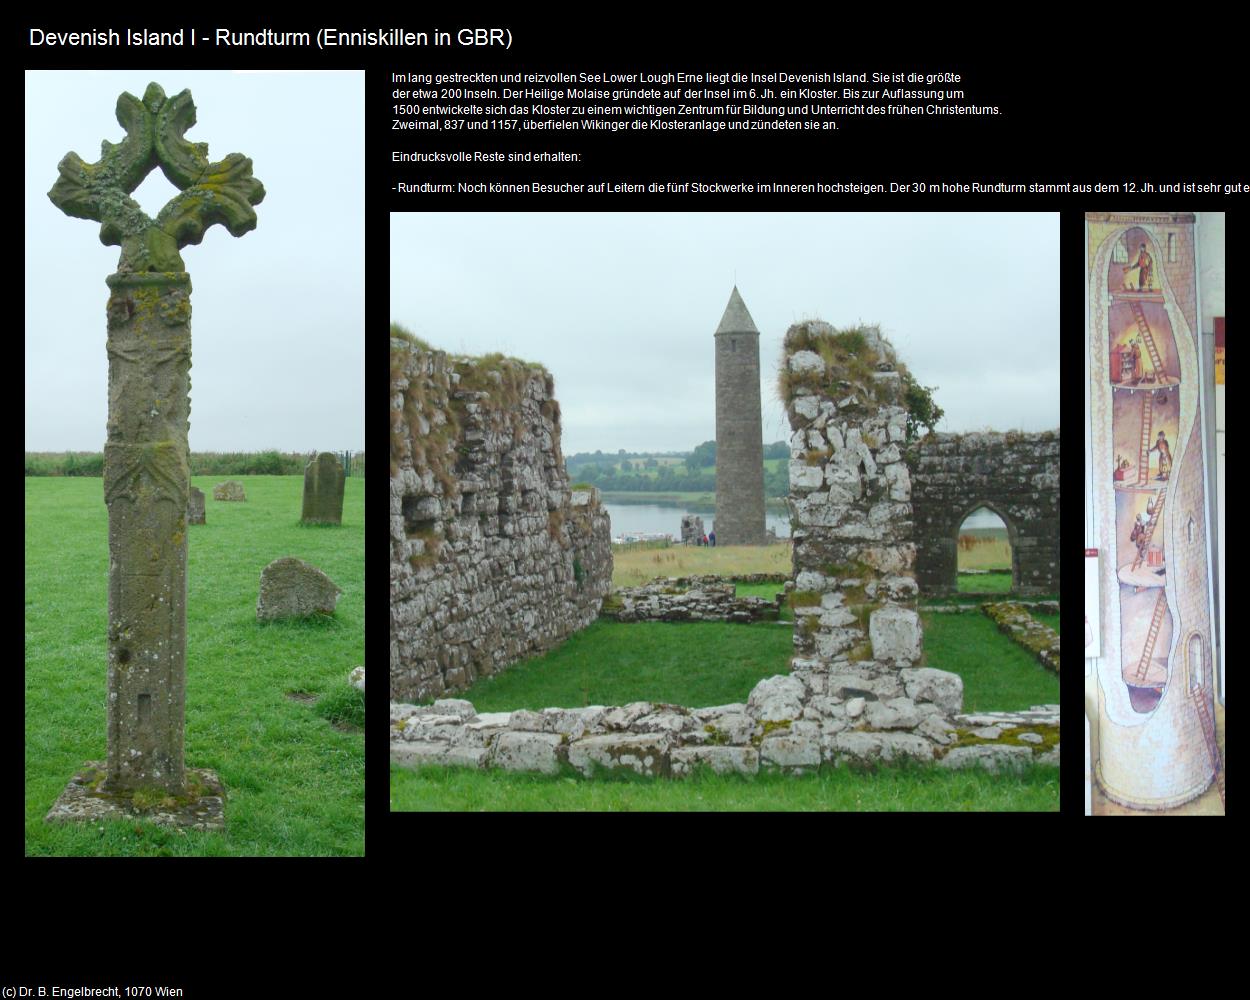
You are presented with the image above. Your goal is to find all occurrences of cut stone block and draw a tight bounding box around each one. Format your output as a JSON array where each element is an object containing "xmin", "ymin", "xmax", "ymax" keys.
[
  {"xmin": 829, "ymin": 732, "xmax": 934, "ymax": 766},
  {"xmin": 899, "ymin": 667, "xmax": 964, "ymax": 714},
  {"xmin": 938, "ymin": 745, "xmax": 1034, "ymax": 773},
  {"xmin": 760, "ymin": 734, "xmax": 822, "ymax": 772},
  {"xmin": 671, "ymin": 746, "xmax": 760, "ymax": 777},
  {"xmin": 869, "ymin": 605, "xmax": 922, "ymax": 665},
  {"xmin": 46, "ymin": 762, "xmax": 225, "ymax": 832},
  {"xmin": 567, "ymin": 733, "xmax": 669, "ymax": 777},
  {"xmin": 491, "ymin": 731, "xmax": 563, "ymax": 774},
  {"xmin": 746, "ymin": 675, "xmax": 806, "ymax": 722}
]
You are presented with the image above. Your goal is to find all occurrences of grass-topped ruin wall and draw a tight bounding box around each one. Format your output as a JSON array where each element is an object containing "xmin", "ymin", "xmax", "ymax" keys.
[{"xmin": 390, "ymin": 331, "xmax": 612, "ymax": 702}]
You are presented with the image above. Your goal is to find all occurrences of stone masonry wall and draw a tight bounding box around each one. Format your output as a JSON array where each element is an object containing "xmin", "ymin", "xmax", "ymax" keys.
[
  {"xmin": 782, "ymin": 322, "xmax": 964, "ymax": 757},
  {"xmin": 909, "ymin": 431, "xmax": 1060, "ymax": 596},
  {"xmin": 390, "ymin": 339, "xmax": 612, "ymax": 703}
]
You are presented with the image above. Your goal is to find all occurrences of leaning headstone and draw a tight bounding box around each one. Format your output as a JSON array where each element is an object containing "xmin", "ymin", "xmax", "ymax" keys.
[
  {"xmin": 301, "ymin": 452, "xmax": 345, "ymax": 525},
  {"xmin": 44, "ymin": 82, "xmax": 263, "ymax": 831},
  {"xmin": 187, "ymin": 486, "xmax": 206, "ymax": 525},
  {"xmin": 214, "ymin": 480, "xmax": 247, "ymax": 501},
  {"xmin": 257, "ymin": 557, "xmax": 342, "ymax": 620}
]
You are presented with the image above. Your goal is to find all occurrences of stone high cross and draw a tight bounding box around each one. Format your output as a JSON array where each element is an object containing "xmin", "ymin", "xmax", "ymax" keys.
[{"xmin": 47, "ymin": 83, "xmax": 263, "ymax": 806}]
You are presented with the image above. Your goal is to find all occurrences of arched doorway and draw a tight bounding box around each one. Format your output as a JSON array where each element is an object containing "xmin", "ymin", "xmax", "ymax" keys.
[{"xmin": 954, "ymin": 503, "xmax": 1017, "ymax": 594}]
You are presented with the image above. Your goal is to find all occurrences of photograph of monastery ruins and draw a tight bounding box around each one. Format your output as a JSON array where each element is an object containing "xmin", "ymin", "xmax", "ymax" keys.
[{"xmin": 391, "ymin": 212, "xmax": 1061, "ymax": 811}]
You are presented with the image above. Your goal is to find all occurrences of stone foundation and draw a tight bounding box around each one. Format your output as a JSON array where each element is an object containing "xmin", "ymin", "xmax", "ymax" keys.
[
  {"xmin": 604, "ymin": 576, "xmax": 779, "ymax": 623},
  {"xmin": 46, "ymin": 762, "xmax": 225, "ymax": 832},
  {"xmin": 389, "ymin": 687, "xmax": 1059, "ymax": 777}
]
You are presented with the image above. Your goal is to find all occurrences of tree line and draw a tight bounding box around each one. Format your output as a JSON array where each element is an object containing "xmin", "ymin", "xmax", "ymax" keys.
[{"xmin": 25, "ymin": 451, "xmax": 367, "ymax": 477}]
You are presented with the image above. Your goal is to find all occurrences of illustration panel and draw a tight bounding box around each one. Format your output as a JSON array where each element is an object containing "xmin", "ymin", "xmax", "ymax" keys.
[{"xmin": 1085, "ymin": 212, "xmax": 1221, "ymax": 812}]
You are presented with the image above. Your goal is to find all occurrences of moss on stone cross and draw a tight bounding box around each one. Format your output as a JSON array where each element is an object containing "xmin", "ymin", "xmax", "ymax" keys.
[{"xmin": 48, "ymin": 82, "xmax": 264, "ymax": 273}]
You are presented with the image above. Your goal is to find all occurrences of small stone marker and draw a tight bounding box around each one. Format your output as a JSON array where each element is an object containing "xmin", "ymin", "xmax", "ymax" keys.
[
  {"xmin": 348, "ymin": 666, "xmax": 365, "ymax": 692},
  {"xmin": 187, "ymin": 486, "xmax": 206, "ymax": 525},
  {"xmin": 301, "ymin": 452, "xmax": 345, "ymax": 525},
  {"xmin": 258, "ymin": 557, "xmax": 342, "ymax": 620},
  {"xmin": 44, "ymin": 81, "xmax": 263, "ymax": 832},
  {"xmin": 214, "ymin": 480, "xmax": 246, "ymax": 501}
]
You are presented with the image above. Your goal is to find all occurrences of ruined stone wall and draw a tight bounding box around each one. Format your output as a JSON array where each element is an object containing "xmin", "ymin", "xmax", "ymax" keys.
[
  {"xmin": 781, "ymin": 322, "xmax": 968, "ymax": 760},
  {"xmin": 908, "ymin": 432, "xmax": 1060, "ymax": 596},
  {"xmin": 390, "ymin": 339, "xmax": 612, "ymax": 703}
]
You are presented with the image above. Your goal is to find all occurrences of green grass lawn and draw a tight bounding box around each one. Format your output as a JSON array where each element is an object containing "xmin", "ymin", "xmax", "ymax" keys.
[
  {"xmin": 445, "ymin": 619, "xmax": 793, "ymax": 711},
  {"xmin": 442, "ymin": 612, "xmax": 1057, "ymax": 716},
  {"xmin": 957, "ymin": 570, "xmax": 1014, "ymax": 594},
  {"xmin": 25, "ymin": 475, "xmax": 364, "ymax": 856},
  {"xmin": 392, "ymin": 759, "xmax": 1059, "ymax": 812},
  {"xmin": 922, "ymin": 611, "xmax": 1059, "ymax": 712}
]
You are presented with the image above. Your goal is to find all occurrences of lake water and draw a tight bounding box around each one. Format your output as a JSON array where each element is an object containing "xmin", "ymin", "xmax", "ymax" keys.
[
  {"xmin": 600, "ymin": 500, "xmax": 1005, "ymax": 541},
  {"xmin": 602, "ymin": 499, "xmax": 791, "ymax": 540}
]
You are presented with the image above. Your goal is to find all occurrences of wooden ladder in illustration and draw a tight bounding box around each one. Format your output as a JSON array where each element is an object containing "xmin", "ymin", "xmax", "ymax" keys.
[
  {"xmin": 1136, "ymin": 392, "xmax": 1154, "ymax": 486},
  {"xmin": 1130, "ymin": 301, "xmax": 1166, "ymax": 381},
  {"xmin": 1133, "ymin": 589, "xmax": 1169, "ymax": 684},
  {"xmin": 1191, "ymin": 684, "xmax": 1226, "ymax": 810},
  {"xmin": 1130, "ymin": 487, "xmax": 1167, "ymax": 571}
]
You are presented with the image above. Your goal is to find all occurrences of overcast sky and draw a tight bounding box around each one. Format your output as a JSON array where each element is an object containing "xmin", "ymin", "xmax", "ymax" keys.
[
  {"xmin": 391, "ymin": 212, "xmax": 1058, "ymax": 456},
  {"xmin": 25, "ymin": 69, "xmax": 364, "ymax": 453}
]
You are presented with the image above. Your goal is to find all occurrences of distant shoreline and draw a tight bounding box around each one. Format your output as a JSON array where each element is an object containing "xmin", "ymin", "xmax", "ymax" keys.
[{"xmin": 598, "ymin": 490, "xmax": 788, "ymax": 511}]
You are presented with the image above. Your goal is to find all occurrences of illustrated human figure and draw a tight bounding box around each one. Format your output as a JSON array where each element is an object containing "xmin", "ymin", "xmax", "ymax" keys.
[
  {"xmin": 1123, "ymin": 242, "xmax": 1154, "ymax": 290},
  {"xmin": 1149, "ymin": 431, "xmax": 1172, "ymax": 480},
  {"xmin": 1129, "ymin": 340, "xmax": 1145, "ymax": 382}
]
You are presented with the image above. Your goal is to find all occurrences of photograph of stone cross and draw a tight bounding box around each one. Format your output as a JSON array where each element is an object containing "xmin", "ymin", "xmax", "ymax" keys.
[
  {"xmin": 44, "ymin": 82, "xmax": 264, "ymax": 831},
  {"xmin": 301, "ymin": 452, "xmax": 346, "ymax": 525}
]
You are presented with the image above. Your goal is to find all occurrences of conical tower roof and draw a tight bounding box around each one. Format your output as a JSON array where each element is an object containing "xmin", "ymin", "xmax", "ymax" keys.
[{"xmin": 714, "ymin": 286, "xmax": 759, "ymax": 335}]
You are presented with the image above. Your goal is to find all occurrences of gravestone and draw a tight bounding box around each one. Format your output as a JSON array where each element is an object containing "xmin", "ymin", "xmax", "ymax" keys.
[
  {"xmin": 257, "ymin": 557, "xmax": 342, "ymax": 620},
  {"xmin": 188, "ymin": 486, "xmax": 206, "ymax": 525},
  {"xmin": 301, "ymin": 451, "xmax": 345, "ymax": 524},
  {"xmin": 44, "ymin": 83, "xmax": 263, "ymax": 831},
  {"xmin": 214, "ymin": 480, "xmax": 246, "ymax": 501}
]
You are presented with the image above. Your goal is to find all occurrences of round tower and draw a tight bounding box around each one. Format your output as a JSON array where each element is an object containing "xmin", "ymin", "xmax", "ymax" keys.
[{"xmin": 714, "ymin": 286, "xmax": 767, "ymax": 545}]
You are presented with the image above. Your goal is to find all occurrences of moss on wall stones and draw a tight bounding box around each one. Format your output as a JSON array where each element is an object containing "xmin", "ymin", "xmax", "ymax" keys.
[{"xmin": 390, "ymin": 337, "xmax": 612, "ymax": 703}]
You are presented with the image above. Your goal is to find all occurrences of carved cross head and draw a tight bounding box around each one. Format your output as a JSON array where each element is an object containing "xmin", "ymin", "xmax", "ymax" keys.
[{"xmin": 49, "ymin": 82, "xmax": 265, "ymax": 273}]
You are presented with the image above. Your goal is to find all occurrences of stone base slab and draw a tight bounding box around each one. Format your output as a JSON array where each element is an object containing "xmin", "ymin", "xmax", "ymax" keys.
[{"xmin": 45, "ymin": 762, "xmax": 226, "ymax": 832}]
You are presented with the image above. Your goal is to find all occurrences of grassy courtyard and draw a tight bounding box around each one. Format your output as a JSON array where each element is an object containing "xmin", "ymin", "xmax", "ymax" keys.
[
  {"xmin": 25, "ymin": 475, "xmax": 364, "ymax": 856},
  {"xmin": 395, "ymin": 591, "xmax": 1060, "ymax": 811}
]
